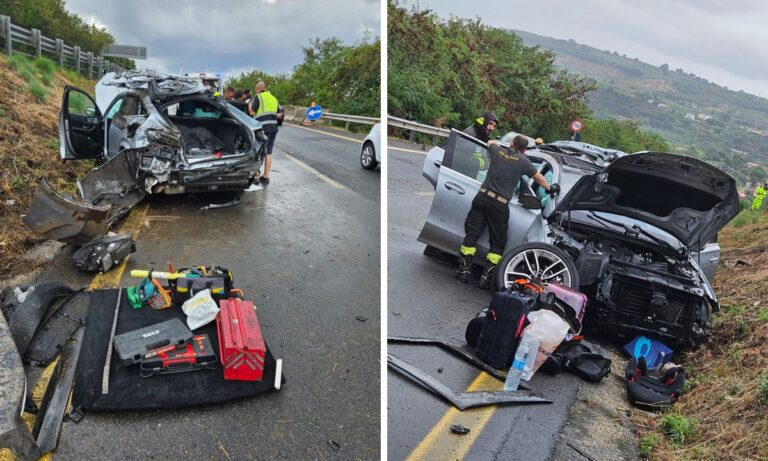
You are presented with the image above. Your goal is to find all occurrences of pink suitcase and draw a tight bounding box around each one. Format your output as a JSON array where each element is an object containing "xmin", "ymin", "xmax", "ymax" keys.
[{"xmin": 542, "ymin": 283, "xmax": 587, "ymax": 337}]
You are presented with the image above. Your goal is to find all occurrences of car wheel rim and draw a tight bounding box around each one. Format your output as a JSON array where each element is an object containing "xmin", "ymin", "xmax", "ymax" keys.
[
  {"xmin": 502, "ymin": 248, "xmax": 572, "ymax": 288},
  {"xmin": 362, "ymin": 146, "xmax": 373, "ymax": 166}
]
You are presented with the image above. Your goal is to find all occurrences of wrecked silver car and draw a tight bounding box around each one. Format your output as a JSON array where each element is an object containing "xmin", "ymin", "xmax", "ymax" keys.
[
  {"xmin": 419, "ymin": 129, "xmax": 739, "ymax": 348},
  {"xmin": 23, "ymin": 70, "xmax": 266, "ymax": 244}
]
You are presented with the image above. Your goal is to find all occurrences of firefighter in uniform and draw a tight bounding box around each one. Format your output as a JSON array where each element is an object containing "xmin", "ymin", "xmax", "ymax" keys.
[
  {"xmin": 456, "ymin": 135, "xmax": 561, "ymax": 289},
  {"xmin": 249, "ymin": 81, "xmax": 280, "ymax": 184}
]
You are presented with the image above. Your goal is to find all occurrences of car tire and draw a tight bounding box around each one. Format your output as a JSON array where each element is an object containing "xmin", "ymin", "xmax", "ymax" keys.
[
  {"xmin": 495, "ymin": 242, "xmax": 580, "ymax": 291},
  {"xmin": 361, "ymin": 141, "xmax": 378, "ymax": 170}
]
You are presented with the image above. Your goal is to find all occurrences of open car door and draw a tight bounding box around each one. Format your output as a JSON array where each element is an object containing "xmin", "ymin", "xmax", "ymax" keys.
[{"xmin": 60, "ymin": 86, "xmax": 104, "ymax": 160}]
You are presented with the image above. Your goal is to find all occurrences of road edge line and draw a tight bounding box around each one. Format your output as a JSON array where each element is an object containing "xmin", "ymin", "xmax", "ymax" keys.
[{"xmin": 283, "ymin": 153, "xmax": 346, "ymax": 189}]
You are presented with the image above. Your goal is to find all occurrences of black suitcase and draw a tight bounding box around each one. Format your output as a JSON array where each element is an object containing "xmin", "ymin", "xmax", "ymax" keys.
[{"xmin": 472, "ymin": 290, "xmax": 536, "ymax": 369}]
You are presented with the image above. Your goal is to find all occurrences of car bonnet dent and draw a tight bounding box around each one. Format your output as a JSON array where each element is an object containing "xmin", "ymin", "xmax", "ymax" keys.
[
  {"xmin": 553, "ymin": 152, "xmax": 739, "ymax": 249},
  {"xmin": 23, "ymin": 178, "xmax": 112, "ymax": 244}
]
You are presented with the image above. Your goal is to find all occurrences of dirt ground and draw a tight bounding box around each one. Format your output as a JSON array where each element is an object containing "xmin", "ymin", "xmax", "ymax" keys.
[
  {"xmin": 0, "ymin": 55, "xmax": 94, "ymax": 276},
  {"xmin": 635, "ymin": 211, "xmax": 768, "ymax": 460}
]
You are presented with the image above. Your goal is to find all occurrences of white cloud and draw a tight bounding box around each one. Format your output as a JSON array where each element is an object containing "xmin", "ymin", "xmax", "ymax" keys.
[
  {"xmin": 410, "ymin": 0, "xmax": 768, "ymax": 98},
  {"xmin": 65, "ymin": 0, "xmax": 380, "ymax": 75}
]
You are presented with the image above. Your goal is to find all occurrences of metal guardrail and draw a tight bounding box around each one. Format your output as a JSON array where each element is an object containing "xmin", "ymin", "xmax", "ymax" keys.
[
  {"xmin": 0, "ymin": 15, "xmax": 124, "ymax": 79},
  {"xmin": 319, "ymin": 111, "xmax": 379, "ymax": 127},
  {"xmin": 388, "ymin": 115, "xmax": 450, "ymax": 144}
]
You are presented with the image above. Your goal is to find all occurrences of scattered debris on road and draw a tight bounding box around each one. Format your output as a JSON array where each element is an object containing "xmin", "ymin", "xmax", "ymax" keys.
[{"xmin": 450, "ymin": 424, "xmax": 470, "ymax": 435}]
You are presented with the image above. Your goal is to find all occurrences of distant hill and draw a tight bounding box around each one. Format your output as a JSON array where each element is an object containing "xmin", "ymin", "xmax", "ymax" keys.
[{"xmin": 513, "ymin": 29, "xmax": 768, "ymax": 187}]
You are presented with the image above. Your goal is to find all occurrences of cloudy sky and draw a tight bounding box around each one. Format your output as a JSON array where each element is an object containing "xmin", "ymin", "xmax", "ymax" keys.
[
  {"xmin": 407, "ymin": 0, "xmax": 768, "ymax": 98},
  {"xmin": 65, "ymin": 0, "xmax": 380, "ymax": 80}
]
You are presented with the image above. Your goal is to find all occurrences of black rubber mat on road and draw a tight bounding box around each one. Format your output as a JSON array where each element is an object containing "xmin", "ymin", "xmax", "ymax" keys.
[{"xmin": 72, "ymin": 289, "xmax": 282, "ymax": 411}]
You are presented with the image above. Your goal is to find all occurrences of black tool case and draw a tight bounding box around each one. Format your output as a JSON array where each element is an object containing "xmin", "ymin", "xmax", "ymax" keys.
[
  {"xmin": 139, "ymin": 334, "xmax": 218, "ymax": 377},
  {"xmin": 113, "ymin": 318, "xmax": 193, "ymax": 365}
]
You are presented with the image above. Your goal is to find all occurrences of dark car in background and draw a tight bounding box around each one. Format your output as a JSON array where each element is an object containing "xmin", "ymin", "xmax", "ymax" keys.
[
  {"xmin": 24, "ymin": 70, "xmax": 266, "ymax": 244},
  {"xmin": 419, "ymin": 129, "xmax": 738, "ymax": 348}
]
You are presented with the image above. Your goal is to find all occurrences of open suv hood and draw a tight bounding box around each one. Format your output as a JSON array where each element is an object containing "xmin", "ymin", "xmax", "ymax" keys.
[{"xmin": 552, "ymin": 151, "xmax": 739, "ymax": 250}]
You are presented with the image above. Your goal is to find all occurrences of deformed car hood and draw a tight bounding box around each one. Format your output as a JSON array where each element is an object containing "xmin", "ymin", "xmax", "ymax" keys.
[{"xmin": 552, "ymin": 152, "xmax": 739, "ymax": 249}]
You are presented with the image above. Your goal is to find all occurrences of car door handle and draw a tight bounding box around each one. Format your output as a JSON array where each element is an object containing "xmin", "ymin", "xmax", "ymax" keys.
[
  {"xmin": 444, "ymin": 182, "xmax": 465, "ymax": 194},
  {"xmin": 434, "ymin": 160, "xmax": 442, "ymax": 168},
  {"xmin": 709, "ymin": 256, "xmax": 719, "ymax": 263}
]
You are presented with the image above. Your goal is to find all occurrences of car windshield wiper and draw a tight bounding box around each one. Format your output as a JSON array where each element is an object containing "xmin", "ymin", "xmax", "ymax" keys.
[{"xmin": 585, "ymin": 211, "xmax": 679, "ymax": 253}]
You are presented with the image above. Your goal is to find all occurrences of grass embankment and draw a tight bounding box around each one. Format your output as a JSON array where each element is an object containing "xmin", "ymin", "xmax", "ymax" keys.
[
  {"xmin": 0, "ymin": 54, "xmax": 95, "ymax": 276},
  {"xmin": 635, "ymin": 207, "xmax": 768, "ymax": 460}
]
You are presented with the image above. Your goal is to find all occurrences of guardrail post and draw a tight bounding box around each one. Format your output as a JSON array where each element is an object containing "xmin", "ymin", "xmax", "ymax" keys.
[
  {"xmin": 96, "ymin": 56, "xmax": 103, "ymax": 76},
  {"xmin": 74, "ymin": 46, "xmax": 81, "ymax": 73},
  {"xmin": 55, "ymin": 38, "xmax": 63, "ymax": 67},
  {"xmin": 409, "ymin": 130, "xmax": 415, "ymax": 143},
  {"xmin": 433, "ymin": 135, "xmax": 438, "ymax": 147},
  {"xmin": 1, "ymin": 16, "xmax": 11, "ymax": 56},
  {"xmin": 31, "ymin": 28, "xmax": 41, "ymax": 57},
  {"xmin": 87, "ymin": 51, "xmax": 93, "ymax": 79},
  {"xmin": 345, "ymin": 121, "xmax": 350, "ymax": 130}
]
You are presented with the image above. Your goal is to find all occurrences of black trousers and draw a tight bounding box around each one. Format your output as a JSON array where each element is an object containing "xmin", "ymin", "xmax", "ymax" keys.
[{"xmin": 461, "ymin": 192, "xmax": 510, "ymax": 258}]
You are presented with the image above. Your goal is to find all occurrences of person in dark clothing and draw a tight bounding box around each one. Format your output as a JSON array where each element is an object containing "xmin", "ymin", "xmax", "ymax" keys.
[
  {"xmin": 456, "ymin": 135, "xmax": 561, "ymax": 289},
  {"xmin": 463, "ymin": 111, "xmax": 499, "ymax": 143}
]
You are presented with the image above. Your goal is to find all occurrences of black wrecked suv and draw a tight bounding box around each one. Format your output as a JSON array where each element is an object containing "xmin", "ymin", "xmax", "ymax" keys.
[{"xmin": 24, "ymin": 70, "xmax": 266, "ymax": 244}]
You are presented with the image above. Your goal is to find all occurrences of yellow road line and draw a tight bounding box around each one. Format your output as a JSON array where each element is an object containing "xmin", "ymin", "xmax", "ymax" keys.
[
  {"xmin": 287, "ymin": 123, "xmax": 363, "ymax": 143},
  {"xmin": 405, "ymin": 372, "xmax": 500, "ymax": 461},
  {"xmin": 283, "ymin": 153, "xmax": 345, "ymax": 189},
  {"xmin": 87, "ymin": 201, "xmax": 150, "ymax": 291},
  {"xmin": 21, "ymin": 202, "xmax": 150, "ymax": 461},
  {"xmin": 389, "ymin": 146, "xmax": 427, "ymax": 155}
]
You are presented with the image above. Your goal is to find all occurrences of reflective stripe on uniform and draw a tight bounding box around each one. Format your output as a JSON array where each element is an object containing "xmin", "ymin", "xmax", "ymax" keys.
[
  {"xmin": 486, "ymin": 252, "xmax": 502, "ymax": 265},
  {"xmin": 460, "ymin": 245, "xmax": 476, "ymax": 256}
]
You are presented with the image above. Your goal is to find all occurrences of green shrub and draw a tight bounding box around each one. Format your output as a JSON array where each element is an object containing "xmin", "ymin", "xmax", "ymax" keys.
[
  {"xmin": 28, "ymin": 80, "xmax": 49, "ymax": 102},
  {"xmin": 731, "ymin": 210, "xmax": 761, "ymax": 228},
  {"xmin": 660, "ymin": 414, "xmax": 697, "ymax": 444},
  {"xmin": 758, "ymin": 308, "xmax": 768, "ymax": 323},
  {"xmin": 759, "ymin": 368, "xmax": 768, "ymax": 403},
  {"xmin": 33, "ymin": 56, "xmax": 56, "ymax": 77},
  {"xmin": 7, "ymin": 54, "xmax": 30, "ymax": 72},
  {"xmin": 638, "ymin": 434, "xmax": 658, "ymax": 458}
]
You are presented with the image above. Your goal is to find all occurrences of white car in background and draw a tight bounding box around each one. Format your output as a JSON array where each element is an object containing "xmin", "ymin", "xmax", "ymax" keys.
[{"xmin": 361, "ymin": 123, "xmax": 381, "ymax": 170}]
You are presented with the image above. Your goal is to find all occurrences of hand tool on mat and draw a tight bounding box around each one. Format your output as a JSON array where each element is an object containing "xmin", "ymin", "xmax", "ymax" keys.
[{"xmin": 102, "ymin": 288, "xmax": 122, "ymax": 395}]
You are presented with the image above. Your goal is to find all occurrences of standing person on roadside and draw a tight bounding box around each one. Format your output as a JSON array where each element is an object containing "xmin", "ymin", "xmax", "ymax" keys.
[
  {"xmin": 752, "ymin": 182, "xmax": 766, "ymax": 210},
  {"xmin": 223, "ymin": 86, "xmax": 236, "ymax": 101},
  {"xmin": 248, "ymin": 81, "xmax": 280, "ymax": 184},
  {"xmin": 456, "ymin": 135, "xmax": 560, "ymax": 289}
]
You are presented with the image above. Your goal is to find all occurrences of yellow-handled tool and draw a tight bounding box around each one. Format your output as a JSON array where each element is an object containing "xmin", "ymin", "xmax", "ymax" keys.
[{"xmin": 129, "ymin": 269, "xmax": 192, "ymax": 280}]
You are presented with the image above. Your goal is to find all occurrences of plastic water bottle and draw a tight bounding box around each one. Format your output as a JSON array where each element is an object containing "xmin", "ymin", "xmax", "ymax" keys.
[{"xmin": 504, "ymin": 335, "xmax": 539, "ymax": 392}]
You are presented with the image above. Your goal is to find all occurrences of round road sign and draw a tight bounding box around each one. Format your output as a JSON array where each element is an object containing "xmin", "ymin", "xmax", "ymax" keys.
[
  {"xmin": 569, "ymin": 119, "xmax": 584, "ymax": 132},
  {"xmin": 306, "ymin": 104, "xmax": 324, "ymax": 121}
]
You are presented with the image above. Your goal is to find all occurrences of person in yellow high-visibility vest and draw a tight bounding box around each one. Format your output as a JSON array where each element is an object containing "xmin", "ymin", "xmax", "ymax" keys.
[
  {"xmin": 752, "ymin": 184, "xmax": 766, "ymax": 210},
  {"xmin": 248, "ymin": 81, "xmax": 279, "ymax": 184}
]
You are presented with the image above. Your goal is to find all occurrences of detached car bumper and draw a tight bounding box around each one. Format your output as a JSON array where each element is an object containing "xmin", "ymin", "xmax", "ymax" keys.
[{"xmin": 22, "ymin": 178, "xmax": 112, "ymax": 245}]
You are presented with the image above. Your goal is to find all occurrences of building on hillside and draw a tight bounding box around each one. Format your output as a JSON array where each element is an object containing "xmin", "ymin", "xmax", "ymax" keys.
[{"xmin": 684, "ymin": 113, "xmax": 696, "ymax": 121}]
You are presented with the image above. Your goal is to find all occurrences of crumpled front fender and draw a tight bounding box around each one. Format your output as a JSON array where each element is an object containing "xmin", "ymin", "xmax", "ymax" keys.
[{"xmin": 22, "ymin": 178, "xmax": 111, "ymax": 245}]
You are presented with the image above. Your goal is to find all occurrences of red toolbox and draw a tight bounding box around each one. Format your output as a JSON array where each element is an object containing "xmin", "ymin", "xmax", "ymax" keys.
[{"xmin": 217, "ymin": 298, "xmax": 266, "ymax": 381}]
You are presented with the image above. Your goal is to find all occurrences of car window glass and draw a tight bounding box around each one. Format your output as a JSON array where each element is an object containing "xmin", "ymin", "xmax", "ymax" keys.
[
  {"xmin": 68, "ymin": 91, "xmax": 95, "ymax": 116},
  {"xmin": 449, "ymin": 135, "xmax": 489, "ymax": 182},
  {"xmin": 117, "ymin": 95, "xmax": 139, "ymax": 117},
  {"xmin": 106, "ymin": 98, "xmax": 123, "ymax": 120}
]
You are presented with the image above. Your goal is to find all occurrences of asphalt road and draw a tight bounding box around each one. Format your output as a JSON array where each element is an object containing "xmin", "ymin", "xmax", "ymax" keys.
[
  {"xmin": 387, "ymin": 141, "xmax": 580, "ymax": 461},
  {"xmin": 34, "ymin": 123, "xmax": 380, "ymax": 460}
]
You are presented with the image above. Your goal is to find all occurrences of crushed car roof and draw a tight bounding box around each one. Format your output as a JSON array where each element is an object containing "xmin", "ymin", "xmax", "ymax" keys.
[{"xmin": 96, "ymin": 70, "xmax": 205, "ymax": 111}]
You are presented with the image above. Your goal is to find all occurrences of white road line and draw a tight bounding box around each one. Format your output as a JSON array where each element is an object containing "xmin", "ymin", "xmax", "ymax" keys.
[
  {"xmin": 415, "ymin": 191, "xmax": 434, "ymax": 197},
  {"xmin": 389, "ymin": 145, "xmax": 427, "ymax": 155},
  {"xmin": 284, "ymin": 153, "xmax": 346, "ymax": 189},
  {"xmin": 286, "ymin": 123, "xmax": 363, "ymax": 143}
]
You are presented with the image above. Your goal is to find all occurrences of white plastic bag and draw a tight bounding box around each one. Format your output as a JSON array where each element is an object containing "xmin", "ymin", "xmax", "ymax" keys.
[
  {"xmin": 181, "ymin": 289, "xmax": 219, "ymax": 330},
  {"xmin": 521, "ymin": 310, "xmax": 570, "ymax": 381}
]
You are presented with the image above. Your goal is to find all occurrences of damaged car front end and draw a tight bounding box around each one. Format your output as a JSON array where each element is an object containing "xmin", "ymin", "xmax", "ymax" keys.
[
  {"xmin": 505, "ymin": 152, "xmax": 739, "ymax": 348},
  {"xmin": 24, "ymin": 70, "xmax": 265, "ymax": 244}
]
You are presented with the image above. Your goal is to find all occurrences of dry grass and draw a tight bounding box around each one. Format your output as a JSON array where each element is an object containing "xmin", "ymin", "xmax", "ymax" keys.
[
  {"xmin": 634, "ymin": 210, "xmax": 768, "ymax": 460},
  {"xmin": 0, "ymin": 54, "xmax": 95, "ymax": 276}
]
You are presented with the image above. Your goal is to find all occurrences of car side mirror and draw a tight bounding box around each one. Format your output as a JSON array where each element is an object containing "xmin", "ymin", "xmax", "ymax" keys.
[{"xmin": 519, "ymin": 194, "xmax": 542, "ymax": 210}]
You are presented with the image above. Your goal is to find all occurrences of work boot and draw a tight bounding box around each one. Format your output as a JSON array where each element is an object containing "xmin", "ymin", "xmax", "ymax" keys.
[
  {"xmin": 455, "ymin": 254, "xmax": 473, "ymax": 284},
  {"xmin": 478, "ymin": 261, "xmax": 497, "ymax": 290}
]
